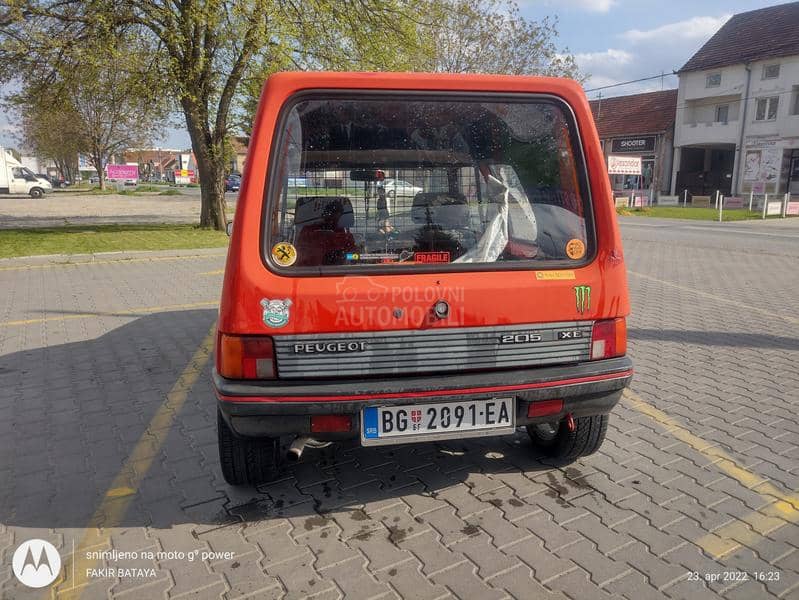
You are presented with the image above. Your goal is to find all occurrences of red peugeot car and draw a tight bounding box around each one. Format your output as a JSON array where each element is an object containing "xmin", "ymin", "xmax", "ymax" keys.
[{"xmin": 213, "ymin": 72, "xmax": 632, "ymax": 485}]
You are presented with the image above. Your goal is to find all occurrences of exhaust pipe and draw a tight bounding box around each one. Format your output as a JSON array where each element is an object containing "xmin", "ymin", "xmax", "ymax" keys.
[{"xmin": 287, "ymin": 436, "xmax": 311, "ymax": 461}]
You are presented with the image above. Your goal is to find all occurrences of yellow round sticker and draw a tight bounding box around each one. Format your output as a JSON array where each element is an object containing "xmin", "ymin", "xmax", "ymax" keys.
[
  {"xmin": 272, "ymin": 242, "xmax": 297, "ymax": 266},
  {"xmin": 565, "ymin": 238, "xmax": 586, "ymax": 260}
]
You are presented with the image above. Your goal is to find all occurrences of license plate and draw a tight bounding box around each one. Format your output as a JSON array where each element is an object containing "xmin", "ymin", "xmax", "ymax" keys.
[{"xmin": 361, "ymin": 398, "xmax": 515, "ymax": 446}]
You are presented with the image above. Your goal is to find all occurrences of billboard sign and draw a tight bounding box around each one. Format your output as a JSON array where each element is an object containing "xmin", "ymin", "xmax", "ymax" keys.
[
  {"xmin": 611, "ymin": 136, "xmax": 656, "ymax": 154},
  {"xmin": 607, "ymin": 155, "xmax": 642, "ymax": 175},
  {"xmin": 107, "ymin": 164, "xmax": 139, "ymax": 180},
  {"xmin": 174, "ymin": 169, "xmax": 195, "ymax": 185}
]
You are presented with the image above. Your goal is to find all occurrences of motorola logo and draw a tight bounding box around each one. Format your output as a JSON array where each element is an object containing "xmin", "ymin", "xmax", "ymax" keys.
[{"xmin": 12, "ymin": 539, "xmax": 61, "ymax": 588}]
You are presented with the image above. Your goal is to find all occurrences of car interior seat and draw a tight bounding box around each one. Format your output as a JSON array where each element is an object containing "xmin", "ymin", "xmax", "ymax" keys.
[
  {"xmin": 410, "ymin": 192, "xmax": 476, "ymax": 254},
  {"xmin": 294, "ymin": 196, "xmax": 356, "ymax": 266}
]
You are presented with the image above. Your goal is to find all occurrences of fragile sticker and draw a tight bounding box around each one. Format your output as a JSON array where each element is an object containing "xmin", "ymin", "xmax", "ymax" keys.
[
  {"xmin": 272, "ymin": 242, "xmax": 297, "ymax": 266},
  {"xmin": 414, "ymin": 251, "xmax": 450, "ymax": 264},
  {"xmin": 535, "ymin": 270, "xmax": 576, "ymax": 280},
  {"xmin": 565, "ymin": 239, "xmax": 586, "ymax": 260}
]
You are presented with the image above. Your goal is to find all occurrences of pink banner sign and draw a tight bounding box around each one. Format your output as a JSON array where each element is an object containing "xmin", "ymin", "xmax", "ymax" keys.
[
  {"xmin": 107, "ymin": 164, "xmax": 139, "ymax": 180},
  {"xmin": 723, "ymin": 197, "xmax": 744, "ymax": 209},
  {"xmin": 786, "ymin": 202, "xmax": 799, "ymax": 216}
]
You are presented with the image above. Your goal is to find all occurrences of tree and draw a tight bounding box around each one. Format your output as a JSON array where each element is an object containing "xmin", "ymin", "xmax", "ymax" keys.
[
  {"xmin": 17, "ymin": 98, "xmax": 83, "ymax": 183},
  {"xmin": 65, "ymin": 38, "xmax": 167, "ymax": 190},
  {"xmin": 1, "ymin": 0, "xmax": 430, "ymax": 230},
  {"xmin": 4, "ymin": 31, "xmax": 168, "ymax": 189},
  {"xmin": 237, "ymin": 0, "xmax": 581, "ymax": 137},
  {"xmin": 417, "ymin": 0, "xmax": 581, "ymax": 78}
]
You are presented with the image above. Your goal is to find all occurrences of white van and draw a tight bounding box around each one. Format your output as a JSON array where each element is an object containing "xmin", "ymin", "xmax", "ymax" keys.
[{"xmin": 0, "ymin": 148, "xmax": 52, "ymax": 198}]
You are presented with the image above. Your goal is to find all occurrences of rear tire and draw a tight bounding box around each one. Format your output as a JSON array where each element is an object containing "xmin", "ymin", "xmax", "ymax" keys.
[
  {"xmin": 217, "ymin": 410, "xmax": 280, "ymax": 485},
  {"xmin": 527, "ymin": 414, "xmax": 609, "ymax": 462}
]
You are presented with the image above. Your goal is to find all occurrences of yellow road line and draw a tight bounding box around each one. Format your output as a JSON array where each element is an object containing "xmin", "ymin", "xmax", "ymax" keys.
[
  {"xmin": 0, "ymin": 253, "xmax": 226, "ymax": 272},
  {"xmin": 0, "ymin": 300, "xmax": 219, "ymax": 328},
  {"xmin": 624, "ymin": 389, "xmax": 799, "ymax": 558},
  {"xmin": 627, "ymin": 270, "xmax": 799, "ymax": 326},
  {"xmin": 54, "ymin": 324, "xmax": 216, "ymax": 599},
  {"xmin": 199, "ymin": 269, "xmax": 224, "ymax": 276}
]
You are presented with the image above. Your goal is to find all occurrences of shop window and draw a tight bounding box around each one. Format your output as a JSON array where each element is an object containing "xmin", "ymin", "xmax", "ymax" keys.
[
  {"xmin": 706, "ymin": 73, "xmax": 721, "ymax": 87},
  {"xmin": 715, "ymin": 104, "xmax": 729, "ymax": 123},
  {"xmin": 762, "ymin": 64, "xmax": 780, "ymax": 80},
  {"xmin": 755, "ymin": 96, "xmax": 779, "ymax": 121},
  {"xmin": 792, "ymin": 87, "xmax": 799, "ymax": 116}
]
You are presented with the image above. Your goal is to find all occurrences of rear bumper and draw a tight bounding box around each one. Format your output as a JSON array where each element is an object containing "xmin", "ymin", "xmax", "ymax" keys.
[{"xmin": 214, "ymin": 357, "xmax": 632, "ymax": 438}]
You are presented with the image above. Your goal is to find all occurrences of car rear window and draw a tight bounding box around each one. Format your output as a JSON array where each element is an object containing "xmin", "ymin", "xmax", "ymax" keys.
[{"xmin": 264, "ymin": 93, "xmax": 593, "ymax": 272}]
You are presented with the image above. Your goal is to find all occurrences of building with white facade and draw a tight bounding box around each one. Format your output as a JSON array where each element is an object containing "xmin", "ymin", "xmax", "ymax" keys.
[{"xmin": 671, "ymin": 2, "xmax": 799, "ymax": 197}]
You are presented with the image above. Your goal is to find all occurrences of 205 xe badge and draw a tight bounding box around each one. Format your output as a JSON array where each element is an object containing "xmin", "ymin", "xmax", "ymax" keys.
[{"xmin": 499, "ymin": 333, "xmax": 543, "ymax": 344}]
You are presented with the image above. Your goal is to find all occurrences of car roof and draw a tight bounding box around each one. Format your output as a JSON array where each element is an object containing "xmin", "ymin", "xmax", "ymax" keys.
[{"xmin": 264, "ymin": 71, "xmax": 584, "ymax": 96}]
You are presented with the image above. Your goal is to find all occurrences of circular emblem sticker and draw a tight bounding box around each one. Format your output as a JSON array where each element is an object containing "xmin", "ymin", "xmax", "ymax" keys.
[
  {"xmin": 13, "ymin": 539, "xmax": 61, "ymax": 588},
  {"xmin": 271, "ymin": 242, "xmax": 297, "ymax": 266},
  {"xmin": 565, "ymin": 238, "xmax": 586, "ymax": 260}
]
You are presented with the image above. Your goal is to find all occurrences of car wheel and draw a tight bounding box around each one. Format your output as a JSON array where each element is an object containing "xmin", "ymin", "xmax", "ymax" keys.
[
  {"xmin": 29, "ymin": 187, "xmax": 44, "ymax": 199},
  {"xmin": 527, "ymin": 414, "xmax": 609, "ymax": 462},
  {"xmin": 217, "ymin": 410, "xmax": 280, "ymax": 485}
]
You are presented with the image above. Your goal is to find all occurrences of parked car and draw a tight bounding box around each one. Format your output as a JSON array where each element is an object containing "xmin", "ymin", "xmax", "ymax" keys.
[
  {"xmin": 40, "ymin": 174, "xmax": 69, "ymax": 188},
  {"xmin": 213, "ymin": 72, "xmax": 632, "ymax": 485},
  {"xmin": 89, "ymin": 175, "xmax": 100, "ymax": 184},
  {"xmin": 225, "ymin": 175, "xmax": 241, "ymax": 192},
  {"xmin": 383, "ymin": 178, "xmax": 423, "ymax": 199}
]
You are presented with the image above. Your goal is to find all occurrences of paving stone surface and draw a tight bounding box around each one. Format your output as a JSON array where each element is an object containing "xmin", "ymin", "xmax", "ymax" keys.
[{"xmin": 1, "ymin": 217, "xmax": 798, "ymax": 599}]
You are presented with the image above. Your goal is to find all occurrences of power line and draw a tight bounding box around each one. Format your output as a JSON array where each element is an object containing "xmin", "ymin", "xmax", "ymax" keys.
[{"xmin": 584, "ymin": 72, "xmax": 678, "ymax": 93}]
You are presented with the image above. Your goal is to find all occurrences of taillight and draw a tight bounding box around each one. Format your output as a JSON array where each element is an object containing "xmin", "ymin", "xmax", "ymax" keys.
[
  {"xmin": 217, "ymin": 333, "xmax": 276, "ymax": 379},
  {"xmin": 590, "ymin": 318, "xmax": 626, "ymax": 360}
]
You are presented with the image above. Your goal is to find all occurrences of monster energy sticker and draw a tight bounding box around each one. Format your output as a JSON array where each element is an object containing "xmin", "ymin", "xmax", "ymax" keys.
[{"xmin": 574, "ymin": 285, "xmax": 591, "ymax": 315}]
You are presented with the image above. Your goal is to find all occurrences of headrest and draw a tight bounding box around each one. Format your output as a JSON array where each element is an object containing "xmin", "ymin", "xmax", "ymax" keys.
[
  {"xmin": 411, "ymin": 192, "xmax": 469, "ymax": 228},
  {"xmin": 294, "ymin": 196, "xmax": 353, "ymax": 228}
]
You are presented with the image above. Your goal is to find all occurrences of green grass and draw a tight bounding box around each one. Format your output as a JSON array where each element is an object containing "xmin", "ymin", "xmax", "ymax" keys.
[
  {"xmin": 0, "ymin": 224, "xmax": 228, "ymax": 259},
  {"xmin": 158, "ymin": 188, "xmax": 183, "ymax": 196},
  {"xmin": 617, "ymin": 206, "xmax": 773, "ymax": 221},
  {"xmin": 135, "ymin": 184, "xmax": 174, "ymax": 192}
]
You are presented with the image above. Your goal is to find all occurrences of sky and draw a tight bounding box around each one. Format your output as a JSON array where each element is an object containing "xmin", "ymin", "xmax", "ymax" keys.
[
  {"xmin": 521, "ymin": 0, "xmax": 782, "ymax": 96},
  {"xmin": 0, "ymin": 0, "xmax": 787, "ymax": 152}
]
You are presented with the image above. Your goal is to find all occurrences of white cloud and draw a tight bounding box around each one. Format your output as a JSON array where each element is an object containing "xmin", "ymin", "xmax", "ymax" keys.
[
  {"xmin": 620, "ymin": 15, "xmax": 731, "ymax": 43},
  {"xmin": 574, "ymin": 49, "xmax": 636, "ymax": 90},
  {"xmin": 558, "ymin": 0, "xmax": 617, "ymax": 12},
  {"xmin": 574, "ymin": 48, "xmax": 634, "ymax": 69},
  {"xmin": 576, "ymin": 14, "xmax": 729, "ymax": 96}
]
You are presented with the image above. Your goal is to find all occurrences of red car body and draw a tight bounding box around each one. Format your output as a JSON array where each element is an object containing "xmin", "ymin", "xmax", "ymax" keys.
[{"xmin": 213, "ymin": 72, "xmax": 631, "ymax": 485}]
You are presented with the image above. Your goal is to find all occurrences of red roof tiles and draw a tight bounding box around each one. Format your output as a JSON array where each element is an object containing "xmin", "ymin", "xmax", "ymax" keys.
[
  {"xmin": 680, "ymin": 2, "xmax": 799, "ymax": 73},
  {"xmin": 588, "ymin": 89, "xmax": 678, "ymax": 139}
]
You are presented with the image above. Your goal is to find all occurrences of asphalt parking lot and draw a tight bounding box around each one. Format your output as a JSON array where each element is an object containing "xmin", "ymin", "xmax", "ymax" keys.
[
  {"xmin": 0, "ymin": 188, "xmax": 237, "ymax": 229},
  {"xmin": 1, "ymin": 217, "xmax": 798, "ymax": 599}
]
